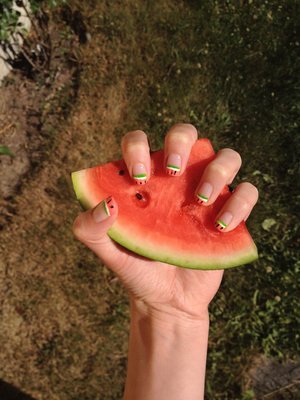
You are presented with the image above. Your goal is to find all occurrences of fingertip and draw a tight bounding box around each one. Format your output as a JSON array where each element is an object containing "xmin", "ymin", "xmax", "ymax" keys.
[
  {"xmin": 92, "ymin": 196, "xmax": 118, "ymax": 223},
  {"xmin": 73, "ymin": 196, "xmax": 118, "ymax": 244}
]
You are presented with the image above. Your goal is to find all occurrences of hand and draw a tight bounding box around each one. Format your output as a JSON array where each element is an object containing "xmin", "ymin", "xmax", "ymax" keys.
[{"xmin": 73, "ymin": 124, "xmax": 259, "ymax": 323}]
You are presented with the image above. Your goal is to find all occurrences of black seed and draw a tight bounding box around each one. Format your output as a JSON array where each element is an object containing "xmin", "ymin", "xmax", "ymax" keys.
[
  {"xmin": 136, "ymin": 193, "xmax": 143, "ymax": 200},
  {"xmin": 110, "ymin": 205, "xmax": 114, "ymax": 208},
  {"xmin": 119, "ymin": 170, "xmax": 125, "ymax": 175}
]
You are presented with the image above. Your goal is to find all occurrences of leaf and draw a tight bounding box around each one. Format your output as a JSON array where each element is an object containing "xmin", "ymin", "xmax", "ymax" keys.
[
  {"xmin": 262, "ymin": 218, "xmax": 276, "ymax": 231},
  {"xmin": 0, "ymin": 145, "xmax": 14, "ymax": 157}
]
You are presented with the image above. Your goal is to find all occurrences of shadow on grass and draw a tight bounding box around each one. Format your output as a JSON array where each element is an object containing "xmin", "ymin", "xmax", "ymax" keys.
[{"xmin": 0, "ymin": 380, "xmax": 36, "ymax": 400}]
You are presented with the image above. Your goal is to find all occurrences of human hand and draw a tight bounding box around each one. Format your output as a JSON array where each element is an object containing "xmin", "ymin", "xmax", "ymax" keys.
[{"xmin": 73, "ymin": 124, "xmax": 259, "ymax": 323}]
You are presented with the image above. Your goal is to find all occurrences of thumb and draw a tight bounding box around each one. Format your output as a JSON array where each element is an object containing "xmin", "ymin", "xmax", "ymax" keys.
[{"xmin": 73, "ymin": 196, "xmax": 128, "ymax": 272}]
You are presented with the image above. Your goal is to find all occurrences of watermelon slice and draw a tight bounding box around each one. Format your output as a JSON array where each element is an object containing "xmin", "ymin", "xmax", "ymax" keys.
[{"xmin": 72, "ymin": 139, "xmax": 258, "ymax": 270}]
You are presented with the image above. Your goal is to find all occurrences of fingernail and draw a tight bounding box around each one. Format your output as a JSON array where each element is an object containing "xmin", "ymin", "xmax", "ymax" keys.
[
  {"xmin": 93, "ymin": 196, "xmax": 114, "ymax": 222},
  {"xmin": 215, "ymin": 211, "xmax": 233, "ymax": 231},
  {"xmin": 133, "ymin": 163, "xmax": 147, "ymax": 185},
  {"xmin": 196, "ymin": 182, "xmax": 213, "ymax": 205},
  {"xmin": 166, "ymin": 154, "xmax": 181, "ymax": 176}
]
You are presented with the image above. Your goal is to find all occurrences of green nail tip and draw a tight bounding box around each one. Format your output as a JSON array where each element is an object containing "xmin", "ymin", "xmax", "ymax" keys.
[
  {"xmin": 133, "ymin": 174, "xmax": 147, "ymax": 179},
  {"xmin": 167, "ymin": 164, "xmax": 180, "ymax": 171},
  {"xmin": 103, "ymin": 200, "xmax": 110, "ymax": 216},
  {"xmin": 198, "ymin": 194, "xmax": 208, "ymax": 201},
  {"xmin": 217, "ymin": 219, "xmax": 227, "ymax": 228}
]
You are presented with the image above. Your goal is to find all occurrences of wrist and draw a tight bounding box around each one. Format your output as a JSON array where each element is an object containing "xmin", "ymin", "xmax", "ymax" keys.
[
  {"xmin": 124, "ymin": 297, "xmax": 210, "ymax": 400},
  {"xmin": 130, "ymin": 297, "xmax": 209, "ymax": 330}
]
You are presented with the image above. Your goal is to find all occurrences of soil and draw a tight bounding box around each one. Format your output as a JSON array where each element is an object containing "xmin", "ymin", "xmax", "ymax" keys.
[
  {"xmin": 0, "ymin": 4, "xmax": 128, "ymax": 400},
  {"xmin": 247, "ymin": 356, "xmax": 300, "ymax": 400}
]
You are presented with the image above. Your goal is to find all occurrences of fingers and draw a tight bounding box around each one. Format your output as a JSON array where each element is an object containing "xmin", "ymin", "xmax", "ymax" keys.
[
  {"xmin": 195, "ymin": 148, "xmax": 242, "ymax": 205},
  {"xmin": 121, "ymin": 130, "xmax": 151, "ymax": 185},
  {"xmin": 164, "ymin": 123, "xmax": 198, "ymax": 176},
  {"xmin": 73, "ymin": 196, "xmax": 129, "ymax": 273},
  {"xmin": 121, "ymin": 124, "xmax": 198, "ymax": 183},
  {"xmin": 214, "ymin": 182, "xmax": 259, "ymax": 232}
]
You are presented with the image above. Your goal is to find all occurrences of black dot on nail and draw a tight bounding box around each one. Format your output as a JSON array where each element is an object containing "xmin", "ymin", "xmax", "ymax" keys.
[{"xmin": 119, "ymin": 170, "xmax": 125, "ymax": 175}]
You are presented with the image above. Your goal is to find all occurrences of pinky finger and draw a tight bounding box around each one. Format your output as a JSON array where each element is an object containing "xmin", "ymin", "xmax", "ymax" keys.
[{"xmin": 214, "ymin": 182, "xmax": 259, "ymax": 232}]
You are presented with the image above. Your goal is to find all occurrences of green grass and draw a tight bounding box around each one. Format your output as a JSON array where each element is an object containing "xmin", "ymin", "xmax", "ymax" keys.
[
  {"xmin": 86, "ymin": 1, "xmax": 299, "ymax": 398},
  {"xmin": 0, "ymin": 145, "xmax": 14, "ymax": 157}
]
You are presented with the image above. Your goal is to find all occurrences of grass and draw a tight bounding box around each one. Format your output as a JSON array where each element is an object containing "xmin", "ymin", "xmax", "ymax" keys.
[
  {"xmin": 85, "ymin": 1, "xmax": 299, "ymax": 398},
  {"xmin": 0, "ymin": 145, "xmax": 14, "ymax": 156}
]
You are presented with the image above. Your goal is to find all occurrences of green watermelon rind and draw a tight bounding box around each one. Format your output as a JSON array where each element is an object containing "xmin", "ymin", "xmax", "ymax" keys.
[
  {"xmin": 108, "ymin": 224, "xmax": 258, "ymax": 270},
  {"xmin": 72, "ymin": 170, "xmax": 93, "ymax": 210},
  {"xmin": 71, "ymin": 171, "xmax": 258, "ymax": 270}
]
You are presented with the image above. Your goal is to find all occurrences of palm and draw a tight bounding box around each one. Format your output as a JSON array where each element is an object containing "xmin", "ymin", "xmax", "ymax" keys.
[{"xmin": 109, "ymin": 241, "xmax": 224, "ymax": 318}]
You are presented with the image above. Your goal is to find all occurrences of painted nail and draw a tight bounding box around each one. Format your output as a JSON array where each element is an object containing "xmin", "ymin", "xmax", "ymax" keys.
[
  {"xmin": 196, "ymin": 182, "xmax": 213, "ymax": 204},
  {"xmin": 215, "ymin": 211, "xmax": 233, "ymax": 231},
  {"xmin": 93, "ymin": 196, "xmax": 114, "ymax": 222},
  {"xmin": 133, "ymin": 163, "xmax": 147, "ymax": 185},
  {"xmin": 166, "ymin": 154, "xmax": 181, "ymax": 176}
]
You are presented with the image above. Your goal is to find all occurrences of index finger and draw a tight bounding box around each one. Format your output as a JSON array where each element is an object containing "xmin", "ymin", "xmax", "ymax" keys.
[{"xmin": 121, "ymin": 130, "xmax": 151, "ymax": 185}]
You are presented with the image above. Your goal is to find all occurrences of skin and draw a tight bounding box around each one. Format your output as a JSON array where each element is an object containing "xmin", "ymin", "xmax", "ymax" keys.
[{"xmin": 73, "ymin": 123, "xmax": 259, "ymax": 400}]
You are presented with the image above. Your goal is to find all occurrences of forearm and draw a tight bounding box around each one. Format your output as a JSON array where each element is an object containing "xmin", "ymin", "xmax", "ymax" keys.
[{"xmin": 123, "ymin": 299, "xmax": 209, "ymax": 400}]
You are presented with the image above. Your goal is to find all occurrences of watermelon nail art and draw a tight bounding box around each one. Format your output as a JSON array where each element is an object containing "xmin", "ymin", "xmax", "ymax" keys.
[
  {"xmin": 93, "ymin": 196, "xmax": 114, "ymax": 222},
  {"xmin": 133, "ymin": 163, "xmax": 147, "ymax": 185},
  {"xmin": 215, "ymin": 212, "xmax": 233, "ymax": 231},
  {"xmin": 196, "ymin": 182, "xmax": 213, "ymax": 205},
  {"xmin": 166, "ymin": 154, "xmax": 181, "ymax": 176},
  {"xmin": 72, "ymin": 139, "xmax": 258, "ymax": 269}
]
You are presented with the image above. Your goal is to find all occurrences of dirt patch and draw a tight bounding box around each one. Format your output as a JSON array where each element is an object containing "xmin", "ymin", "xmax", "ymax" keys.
[
  {"xmin": 245, "ymin": 356, "xmax": 300, "ymax": 399},
  {"xmin": 0, "ymin": 4, "xmax": 129, "ymax": 399}
]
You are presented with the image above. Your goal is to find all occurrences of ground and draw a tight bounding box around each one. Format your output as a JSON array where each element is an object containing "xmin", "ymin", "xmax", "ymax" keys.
[{"xmin": 0, "ymin": 1, "xmax": 299, "ymax": 399}]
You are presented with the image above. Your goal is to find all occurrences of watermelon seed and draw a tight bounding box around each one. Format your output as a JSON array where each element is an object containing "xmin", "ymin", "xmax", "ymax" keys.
[
  {"xmin": 136, "ymin": 193, "xmax": 143, "ymax": 200},
  {"xmin": 119, "ymin": 170, "xmax": 125, "ymax": 175}
]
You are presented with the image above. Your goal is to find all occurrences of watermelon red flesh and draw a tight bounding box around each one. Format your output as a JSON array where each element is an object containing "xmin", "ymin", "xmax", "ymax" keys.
[{"xmin": 72, "ymin": 138, "xmax": 258, "ymax": 270}]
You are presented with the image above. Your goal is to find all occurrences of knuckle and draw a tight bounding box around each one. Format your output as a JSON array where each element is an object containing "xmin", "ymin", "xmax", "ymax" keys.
[
  {"xmin": 122, "ymin": 130, "xmax": 147, "ymax": 144},
  {"xmin": 233, "ymin": 195, "xmax": 251, "ymax": 210},
  {"xmin": 219, "ymin": 148, "xmax": 242, "ymax": 166},
  {"xmin": 167, "ymin": 124, "xmax": 198, "ymax": 142},
  {"xmin": 123, "ymin": 129, "xmax": 147, "ymax": 139},
  {"xmin": 234, "ymin": 182, "xmax": 259, "ymax": 205},
  {"xmin": 240, "ymin": 182, "xmax": 259, "ymax": 200},
  {"xmin": 72, "ymin": 215, "xmax": 85, "ymax": 241},
  {"xmin": 208, "ymin": 161, "xmax": 231, "ymax": 179},
  {"xmin": 121, "ymin": 130, "xmax": 149, "ymax": 152}
]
